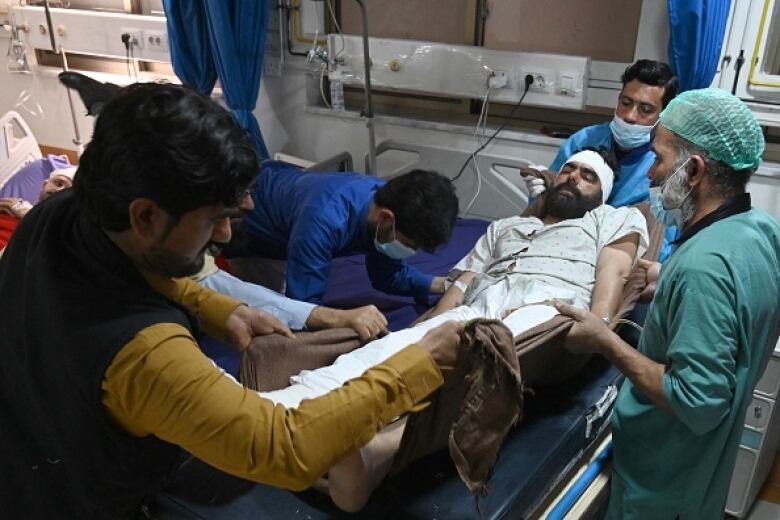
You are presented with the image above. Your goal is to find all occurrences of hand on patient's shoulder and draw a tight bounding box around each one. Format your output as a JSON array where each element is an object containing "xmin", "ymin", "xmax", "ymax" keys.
[
  {"xmin": 520, "ymin": 165, "xmax": 549, "ymax": 197},
  {"xmin": 224, "ymin": 304, "xmax": 294, "ymax": 351},
  {"xmin": 417, "ymin": 321, "xmax": 463, "ymax": 371}
]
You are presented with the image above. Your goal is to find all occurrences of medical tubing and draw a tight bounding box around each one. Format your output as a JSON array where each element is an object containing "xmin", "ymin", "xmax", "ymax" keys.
[
  {"xmin": 464, "ymin": 86, "xmax": 493, "ymax": 213},
  {"xmin": 613, "ymin": 318, "xmax": 643, "ymax": 334},
  {"xmin": 545, "ymin": 441, "xmax": 613, "ymax": 520},
  {"xmin": 319, "ymin": 64, "xmax": 331, "ymax": 108},
  {"xmin": 325, "ymin": 0, "xmax": 345, "ymax": 59},
  {"xmin": 452, "ymin": 74, "xmax": 534, "ymax": 183}
]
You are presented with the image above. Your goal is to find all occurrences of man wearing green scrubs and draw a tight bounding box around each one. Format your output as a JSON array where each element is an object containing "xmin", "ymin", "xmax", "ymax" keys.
[{"xmin": 555, "ymin": 88, "xmax": 780, "ymax": 519}]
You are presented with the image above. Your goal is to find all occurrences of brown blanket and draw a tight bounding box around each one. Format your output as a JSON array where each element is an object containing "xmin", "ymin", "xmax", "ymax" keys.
[
  {"xmin": 240, "ymin": 328, "xmax": 363, "ymax": 392},
  {"xmin": 389, "ymin": 319, "xmax": 523, "ymax": 495}
]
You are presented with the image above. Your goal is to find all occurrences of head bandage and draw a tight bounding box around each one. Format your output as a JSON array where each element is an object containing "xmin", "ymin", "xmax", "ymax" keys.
[
  {"xmin": 50, "ymin": 166, "xmax": 77, "ymax": 181},
  {"xmin": 559, "ymin": 150, "xmax": 614, "ymax": 203}
]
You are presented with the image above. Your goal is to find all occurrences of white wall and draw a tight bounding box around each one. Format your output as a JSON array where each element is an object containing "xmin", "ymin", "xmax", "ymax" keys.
[
  {"xmin": 256, "ymin": 64, "xmax": 561, "ymax": 172},
  {"xmin": 0, "ymin": 60, "xmax": 561, "ymax": 171},
  {"xmin": 0, "ymin": 67, "xmax": 94, "ymax": 152},
  {"xmin": 5, "ymin": 1, "xmax": 776, "ymax": 221}
]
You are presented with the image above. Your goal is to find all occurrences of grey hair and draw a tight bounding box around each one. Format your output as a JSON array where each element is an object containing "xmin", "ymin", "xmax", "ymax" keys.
[
  {"xmin": 662, "ymin": 151, "xmax": 697, "ymax": 226},
  {"xmin": 672, "ymin": 135, "xmax": 753, "ymax": 198}
]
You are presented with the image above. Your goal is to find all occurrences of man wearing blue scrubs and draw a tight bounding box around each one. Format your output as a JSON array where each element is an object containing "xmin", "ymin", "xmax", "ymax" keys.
[
  {"xmin": 233, "ymin": 165, "xmax": 459, "ymax": 305},
  {"xmin": 529, "ymin": 60, "xmax": 679, "ymax": 261},
  {"xmin": 556, "ymin": 88, "xmax": 780, "ymax": 518}
]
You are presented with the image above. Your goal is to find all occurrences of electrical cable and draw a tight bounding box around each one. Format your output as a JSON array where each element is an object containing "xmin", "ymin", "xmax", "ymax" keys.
[
  {"xmin": 325, "ymin": 0, "xmax": 345, "ymax": 59},
  {"xmin": 311, "ymin": 0, "xmax": 332, "ymax": 108},
  {"xmin": 463, "ymin": 85, "xmax": 493, "ymax": 213},
  {"xmin": 129, "ymin": 43, "xmax": 137, "ymax": 81},
  {"xmin": 479, "ymin": 79, "xmax": 492, "ymax": 144},
  {"xmin": 452, "ymin": 74, "xmax": 535, "ymax": 184},
  {"xmin": 613, "ymin": 318, "xmax": 643, "ymax": 334},
  {"xmin": 319, "ymin": 62, "xmax": 331, "ymax": 108}
]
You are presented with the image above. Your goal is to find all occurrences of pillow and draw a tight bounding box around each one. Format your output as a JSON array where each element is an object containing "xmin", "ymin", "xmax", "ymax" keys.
[{"xmin": 0, "ymin": 154, "xmax": 72, "ymax": 204}]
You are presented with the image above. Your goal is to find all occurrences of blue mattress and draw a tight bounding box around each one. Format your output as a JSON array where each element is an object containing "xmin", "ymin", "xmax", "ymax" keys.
[
  {"xmin": 155, "ymin": 357, "xmax": 623, "ymax": 520},
  {"xmin": 320, "ymin": 217, "xmax": 490, "ymax": 331},
  {"xmin": 199, "ymin": 217, "xmax": 490, "ymax": 376}
]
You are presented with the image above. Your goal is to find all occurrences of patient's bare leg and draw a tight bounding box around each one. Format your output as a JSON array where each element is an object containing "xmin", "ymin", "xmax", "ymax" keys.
[{"xmin": 327, "ymin": 417, "xmax": 408, "ymax": 512}]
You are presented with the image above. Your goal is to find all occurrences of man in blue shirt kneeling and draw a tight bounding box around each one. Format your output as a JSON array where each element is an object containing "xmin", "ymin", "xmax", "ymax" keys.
[{"xmin": 229, "ymin": 165, "xmax": 459, "ymax": 307}]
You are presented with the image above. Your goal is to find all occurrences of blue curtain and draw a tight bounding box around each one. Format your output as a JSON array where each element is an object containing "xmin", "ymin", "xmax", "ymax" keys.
[
  {"xmin": 163, "ymin": 1, "xmax": 217, "ymax": 94},
  {"xmin": 204, "ymin": 0, "xmax": 271, "ymax": 159},
  {"xmin": 163, "ymin": 0, "xmax": 270, "ymax": 159},
  {"xmin": 667, "ymin": 0, "xmax": 732, "ymax": 92}
]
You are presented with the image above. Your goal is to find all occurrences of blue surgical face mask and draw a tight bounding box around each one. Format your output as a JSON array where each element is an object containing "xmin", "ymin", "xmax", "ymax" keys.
[
  {"xmin": 649, "ymin": 159, "xmax": 692, "ymax": 227},
  {"xmin": 374, "ymin": 220, "xmax": 417, "ymax": 260},
  {"xmin": 609, "ymin": 114, "xmax": 656, "ymax": 150}
]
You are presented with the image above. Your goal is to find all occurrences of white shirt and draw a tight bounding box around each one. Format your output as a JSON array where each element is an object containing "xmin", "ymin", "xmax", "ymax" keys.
[{"xmin": 452, "ymin": 204, "xmax": 648, "ymax": 316}]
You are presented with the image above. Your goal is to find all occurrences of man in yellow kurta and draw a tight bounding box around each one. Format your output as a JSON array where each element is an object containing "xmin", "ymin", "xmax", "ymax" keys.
[{"xmin": 0, "ymin": 83, "xmax": 460, "ymax": 519}]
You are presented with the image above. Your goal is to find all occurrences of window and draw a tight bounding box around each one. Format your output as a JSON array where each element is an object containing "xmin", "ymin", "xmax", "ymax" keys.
[{"xmin": 750, "ymin": 0, "xmax": 780, "ymax": 82}]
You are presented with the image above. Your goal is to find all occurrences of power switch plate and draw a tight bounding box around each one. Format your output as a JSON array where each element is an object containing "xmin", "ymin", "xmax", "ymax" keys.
[{"xmin": 560, "ymin": 75, "xmax": 575, "ymax": 96}]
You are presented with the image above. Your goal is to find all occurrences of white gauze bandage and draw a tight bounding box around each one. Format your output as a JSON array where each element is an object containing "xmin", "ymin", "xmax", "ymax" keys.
[
  {"xmin": 558, "ymin": 150, "xmax": 614, "ymax": 203},
  {"xmin": 50, "ymin": 166, "xmax": 77, "ymax": 181}
]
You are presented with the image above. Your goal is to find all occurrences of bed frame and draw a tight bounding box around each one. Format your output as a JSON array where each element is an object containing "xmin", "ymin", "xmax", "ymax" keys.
[
  {"xmin": 153, "ymin": 141, "xmax": 629, "ymax": 519},
  {"xmin": 0, "ymin": 111, "xmax": 42, "ymax": 191}
]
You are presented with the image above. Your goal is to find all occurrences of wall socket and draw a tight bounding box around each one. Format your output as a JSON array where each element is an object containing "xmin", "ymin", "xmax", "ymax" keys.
[
  {"xmin": 522, "ymin": 70, "xmax": 556, "ymax": 93},
  {"xmin": 488, "ymin": 70, "xmax": 509, "ymax": 89},
  {"xmin": 120, "ymin": 27, "xmax": 142, "ymax": 49},
  {"xmin": 144, "ymin": 29, "xmax": 168, "ymax": 52}
]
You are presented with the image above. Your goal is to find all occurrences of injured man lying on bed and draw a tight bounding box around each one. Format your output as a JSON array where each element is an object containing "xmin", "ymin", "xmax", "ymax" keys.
[{"xmin": 255, "ymin": 149, "xmax": 648, "ymax": 511}]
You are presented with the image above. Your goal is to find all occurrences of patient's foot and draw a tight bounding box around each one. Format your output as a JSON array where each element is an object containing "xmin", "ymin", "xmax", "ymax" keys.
[
  {"xmin": 311, "ymin": 477, "xmax": 329, "ymax": 495},
  {"xmin": 328, "ymin": 417, "xmax": 407, "ymax": 512}
]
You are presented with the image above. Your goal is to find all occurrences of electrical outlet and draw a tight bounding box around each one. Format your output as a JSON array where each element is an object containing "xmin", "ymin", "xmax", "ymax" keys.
[
  {"xmin": 522, "ymin": 70, "xmax": 553, "ymax": 93},
  {"xmin": 488, "ymin": 70, "xmax": 509, "ymax": 89},
  {"xmin": 531, "ymin": 73, "xmax": 547, "ymax": 91},
  {"xmin": 145, "ymin": 30, "xmax": 168, "ymax": 52},
  {"xmin": 120, "ymin": 27, "xmax": 143, "ymax": 50}
]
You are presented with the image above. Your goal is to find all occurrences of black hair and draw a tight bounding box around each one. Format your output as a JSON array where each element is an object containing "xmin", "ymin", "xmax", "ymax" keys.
[
  {"xmin": 577, "ymin": 145, "xmax": 621, "ymax": 181},
  {"xmin": 373, "ymin": 169, "xmax": 459, "ymax": 252},
  {"xmin": 75, "ymin": 82, "xmax": 259, "ymax": 231},
  {"xmin": 621, "ymin": 59, "xmax": 679, "ymax": 108}
]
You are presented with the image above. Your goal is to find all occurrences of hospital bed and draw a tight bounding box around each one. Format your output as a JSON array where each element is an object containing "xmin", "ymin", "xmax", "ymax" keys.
[
  {"xmin": 0, "ymin": 111, "xmax": 43, "ymax": 192},
  {"xmin": 155, "ymin": 143, "xmax": 629, "ymax": 519}
]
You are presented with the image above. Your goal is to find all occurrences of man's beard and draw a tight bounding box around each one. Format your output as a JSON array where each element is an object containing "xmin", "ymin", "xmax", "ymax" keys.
[
  {"xmin": 657, "ymin": 156, "xmax": 697, "ymax": 226},
  {"xmin": 144, "ymin": 243, "xmax": 209, "ymax": 278},
  {"xmin": 543, "ymin": 183, "xmax": 602, "ymax": 219}
]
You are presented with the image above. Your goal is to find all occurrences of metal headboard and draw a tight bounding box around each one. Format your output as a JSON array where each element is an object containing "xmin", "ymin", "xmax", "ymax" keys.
[{"xmin": 371, "ymin": 139, "xmax": 535, "ymax": 220}]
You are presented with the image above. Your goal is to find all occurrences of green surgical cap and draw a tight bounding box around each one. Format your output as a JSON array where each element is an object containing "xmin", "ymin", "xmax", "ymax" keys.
[{"xmin": 659, "ymin": 87, "xmax": 765, "ymax": 171}]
